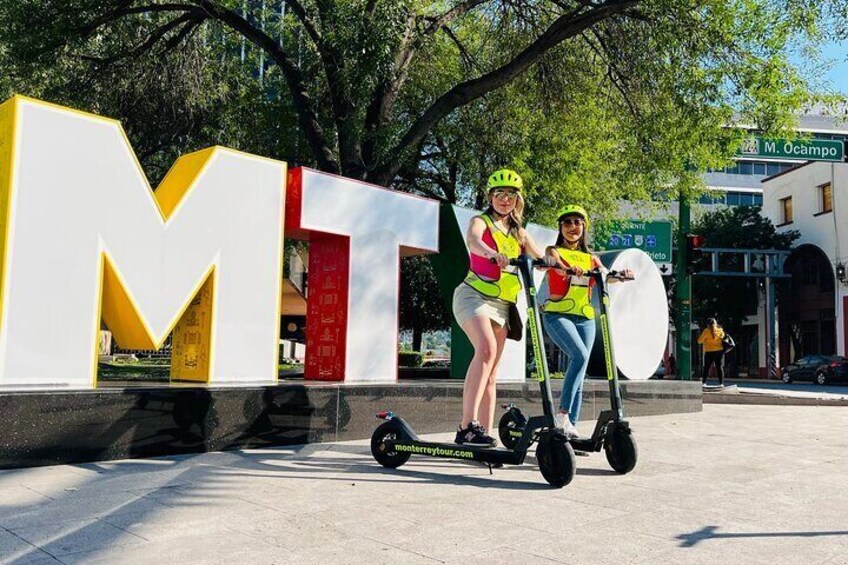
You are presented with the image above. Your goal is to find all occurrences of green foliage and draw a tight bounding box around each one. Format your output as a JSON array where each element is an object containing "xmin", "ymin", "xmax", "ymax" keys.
[
  {"xmin": 398, "ymin": 351, "xmax": 424, "ymax": 367},
  {"xmin": 394, "ymin": 0, "xmax": 834, "ymax": 225},
  {"xmin": 691, "ymin": 205, "xmax": 800, "ymax": 332},
  {"xmin": 0, "ymin": 0, "xmax": 836, "ymax": 204},
  {"xmin": 421, "ymin": 330, "xmax": 450, "ymax": 353},
  {"xmin": 399, "ymin": 256, "xmax": 451, "ymax": 350},
  {"xmin": 0, "ymin": 1, "xmax": 834, "ymax": 363},
  {"xmin": 695, "ymin": 205, "xmax": 800, "ymax": 250}
]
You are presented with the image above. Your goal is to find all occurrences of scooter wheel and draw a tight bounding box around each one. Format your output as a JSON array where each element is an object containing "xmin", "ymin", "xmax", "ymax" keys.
[
  {"xmin": 536, "ymin": 433, "xmax": 576, "ymax": 488},
  {"xmin": 604, "ymin": 423, "xmax": 638, "ymax": 474},
  {"xmin": 498, "ymin": 410, "xmax": 525, "ymax": 450},
  {"xmin": 371, "ymin": 421, "xmax": 411, "ymax": 469}
]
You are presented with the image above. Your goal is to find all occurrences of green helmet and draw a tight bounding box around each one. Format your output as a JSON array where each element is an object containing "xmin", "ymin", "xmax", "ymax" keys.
[
  {"xmin": 556, "ymin": 204, "xmax": 590, "ymax": 230},
  {"xmin": 487, "ymin": 169, "xmax": 523, "ymax": 192}
]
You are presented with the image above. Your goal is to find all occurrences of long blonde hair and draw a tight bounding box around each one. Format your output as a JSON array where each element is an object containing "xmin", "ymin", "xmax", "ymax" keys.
[
  {"xmin": 707, "ymin": 318, "xmax": 722, "ymax": 339},
  {"xmin": 484, "ymin": 191, "xmax": 525, "ymax": 238}
]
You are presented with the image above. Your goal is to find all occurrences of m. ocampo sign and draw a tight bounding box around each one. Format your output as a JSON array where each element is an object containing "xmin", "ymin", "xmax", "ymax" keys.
[
  {"xmin": 738, "ymin": 136, "xmax": 845, "ymax": 162},
  {"xmin": 0, "ymin": 96, "xmax": 438, "ymax": 389}
]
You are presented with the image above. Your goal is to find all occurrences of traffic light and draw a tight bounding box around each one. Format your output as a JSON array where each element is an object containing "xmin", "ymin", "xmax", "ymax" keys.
[{"xmin": 685, "ymin": 234, "xmax": 706, "ymax": 275}]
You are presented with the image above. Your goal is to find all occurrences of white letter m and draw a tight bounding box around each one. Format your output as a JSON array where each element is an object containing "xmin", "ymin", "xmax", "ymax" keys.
[{"xmin": 0, "ymin": 97, "xmax": 286, "ymax": 389}]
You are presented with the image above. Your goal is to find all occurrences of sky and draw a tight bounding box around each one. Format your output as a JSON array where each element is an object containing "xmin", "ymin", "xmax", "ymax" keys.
[{"xmin": 797, "ymin": 40, "xmax": 848, "ymax": 96}]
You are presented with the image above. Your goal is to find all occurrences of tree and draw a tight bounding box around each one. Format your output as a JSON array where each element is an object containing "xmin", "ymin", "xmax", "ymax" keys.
[
  {"xmin": 0, "ymin": 0, "xmax": 829, "ymax": 209},
  {"xmin": 399, "ymin": 255, "xmax": 450, "ymax": 351},
  {"xmin": 691, "ymin": 205, "xmax": 799, "ymax": 333}
]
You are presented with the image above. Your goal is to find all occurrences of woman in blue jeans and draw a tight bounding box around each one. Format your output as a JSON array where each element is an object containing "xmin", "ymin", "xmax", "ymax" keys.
[{"xmin": 542, "ymin": 205, "xmax": 631, "ymax": 437}]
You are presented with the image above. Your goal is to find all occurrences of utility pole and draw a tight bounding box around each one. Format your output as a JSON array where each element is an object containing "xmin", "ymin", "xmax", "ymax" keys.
[
  {"xmin": 675, "ymin": 195, "xmax": 693, "ymax": 380},
  {"xmin": 764, "ymin": 255, "xmax": 778, "ymax": 379}
]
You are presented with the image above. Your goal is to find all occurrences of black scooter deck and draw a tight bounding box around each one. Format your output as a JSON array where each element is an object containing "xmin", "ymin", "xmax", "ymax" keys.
[
  {"xmin": 569, "ymin": 438, "xmax": 602, "ymax": 452},
  {"xmin": 385, "ymin": 438, "xmax": 528, "ymax": 465}
]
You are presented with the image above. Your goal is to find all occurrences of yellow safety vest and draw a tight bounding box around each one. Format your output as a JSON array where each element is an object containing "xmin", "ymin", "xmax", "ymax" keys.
[
  {"xmin": 464, "ymin": 215, "xmax": 522, "ymax": 304},
  {"xmin": 543, "ymin": 248, "xmax": 595, "ymax": 319}
]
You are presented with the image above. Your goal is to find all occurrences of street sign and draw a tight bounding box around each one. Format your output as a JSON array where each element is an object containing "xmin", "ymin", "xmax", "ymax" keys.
[
  {"xmin": 738, "ymin": 136, "xmax": 844, "ymax": 162},
  {"xmin": 657, "ymin": 262, "xmax": 673, "ymax": 276},
  {"xmin": 601, "ymin": 220, "xmax": 673, "ymax": 264}
]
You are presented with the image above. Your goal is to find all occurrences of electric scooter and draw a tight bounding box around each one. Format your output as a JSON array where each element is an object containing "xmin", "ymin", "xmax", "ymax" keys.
[
  {"xmin": 370, "ymin": 255, "xmax": 578, "ymax": 488},
  {"xmin": 497, "ymin": 267, "xmax": 638, "ymax": 474}
]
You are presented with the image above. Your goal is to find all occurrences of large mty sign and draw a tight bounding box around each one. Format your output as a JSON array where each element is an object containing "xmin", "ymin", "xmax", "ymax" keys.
[{"xmin": 0, "ymin": 97, "xmax": 438, "ymax": 389}]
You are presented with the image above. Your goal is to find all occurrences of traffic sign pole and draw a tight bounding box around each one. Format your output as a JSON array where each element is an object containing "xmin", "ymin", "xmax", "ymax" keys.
[{"xmin": 675, "ymin": 196, "xmax": 693, "ymax": 381}]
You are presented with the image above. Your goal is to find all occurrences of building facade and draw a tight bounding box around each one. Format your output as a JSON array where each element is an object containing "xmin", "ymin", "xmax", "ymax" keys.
[
  {"xmin": 762, "ymin": 161, "xmax": 848, "ymax": 363},
  {"xmin": 634, "ymin": 115, "xmax": 848, "ymax": 377}
]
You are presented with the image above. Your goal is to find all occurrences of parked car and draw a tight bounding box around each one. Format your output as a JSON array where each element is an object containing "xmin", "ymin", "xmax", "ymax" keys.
[{"xmin": 781, "ymin": 355, "xmax": 848, "ymax": 385}]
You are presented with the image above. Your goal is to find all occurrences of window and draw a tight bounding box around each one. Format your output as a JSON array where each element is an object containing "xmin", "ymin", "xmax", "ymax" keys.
[
  {"xmin": 753, "ymin": 194, "xmax": 763, "ymax": 206},
  {"xmin": 780, "ymin": 196, "xmax": 793, "ymax": 224},
  {"xmin": 726, "ymin": 192, "xmax": 741, "ymax": 206},
  {"xmin": 819, "ymin": 182, "xmax": 833, "ymax": 214},
  {"xmin": 767, "ymin": 163, "xmax": 782, "ymax": 176},
  {"xmin": 739, "ymin": 162, "xmax": 753, "ymax": 175},
  {"xmin": 753, "ymin": 162, "xmax": 766, "ymax": 175}
]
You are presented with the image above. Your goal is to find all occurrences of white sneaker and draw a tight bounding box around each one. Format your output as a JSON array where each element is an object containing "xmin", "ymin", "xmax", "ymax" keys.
[{"xmin": 554, "ymin": 413, "xmax": 580, "ymax": 438}]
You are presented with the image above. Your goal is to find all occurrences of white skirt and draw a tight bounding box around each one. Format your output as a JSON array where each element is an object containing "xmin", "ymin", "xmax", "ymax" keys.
[{"xmin": 452, "ymin": 283, "xmax": 510, "ymax": 328}]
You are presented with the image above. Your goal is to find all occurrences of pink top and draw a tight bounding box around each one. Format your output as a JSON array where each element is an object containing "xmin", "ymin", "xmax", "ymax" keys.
[{"xmin": 469, "ymin": 228, "xmax": 501, "ymax": 280}]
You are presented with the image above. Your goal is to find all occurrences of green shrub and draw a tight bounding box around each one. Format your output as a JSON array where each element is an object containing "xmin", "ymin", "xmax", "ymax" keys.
[{"xmin": 398, "ymin": 351, "xmax": 424, "ymax": 368}]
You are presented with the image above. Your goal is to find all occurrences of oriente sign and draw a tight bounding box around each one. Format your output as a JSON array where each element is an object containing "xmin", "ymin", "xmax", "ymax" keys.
[
  {"xmin": 738, "ymin": 136, "xmax": 844, "ymax": 162},
  {"xmin": 600, "ymin": 220, "xmax": 672, "ymax": 264}
]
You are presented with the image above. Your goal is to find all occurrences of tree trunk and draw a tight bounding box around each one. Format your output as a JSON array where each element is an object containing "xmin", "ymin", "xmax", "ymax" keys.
[{"xmin": 412, "ymin": 326, "xmax": 423, "ymax": 353}]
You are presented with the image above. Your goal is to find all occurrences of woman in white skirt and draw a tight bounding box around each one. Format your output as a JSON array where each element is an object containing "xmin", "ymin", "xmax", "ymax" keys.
[{"xmin": 453, "ymin": 169, "xmax": 553, "ymax": 446}]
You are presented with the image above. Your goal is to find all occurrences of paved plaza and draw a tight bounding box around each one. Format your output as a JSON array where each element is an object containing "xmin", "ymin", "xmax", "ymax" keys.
[
  {"xmin": 1, "ymin": 404, "xmax": 847, "ymax": 564},
  {"xmin": 732, "ymin": 382, "xmax": 848, "ymax": 401}
]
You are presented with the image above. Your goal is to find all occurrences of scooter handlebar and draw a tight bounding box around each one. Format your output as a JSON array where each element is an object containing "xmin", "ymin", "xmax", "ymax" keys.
[
  {"xmin": 554, "ymin": 267, "xmax": 636, "ymax": 281},
  {"xmin": 489, "ymin": 257, "xmax": 635, "ymax": 280},
  {"xmin": 508, "ymin": 258, "xmax": 548, "ymax": 267},
  {"xmin": 607, "ymin": 270, "xmax": 635, "ymax": 281},
  {"xmin": 488, "ymin": 257, "xmax": 547, "ymax": 267}
]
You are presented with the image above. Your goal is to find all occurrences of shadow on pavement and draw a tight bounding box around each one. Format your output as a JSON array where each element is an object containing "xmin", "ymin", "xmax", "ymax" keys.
[
  {"xmin": 676, "ymin": 525, "xmax": 848, "ymax": 547},
  {"xmin": 236, "ymin": 451, "xmax": 553, "ymax": 491}
]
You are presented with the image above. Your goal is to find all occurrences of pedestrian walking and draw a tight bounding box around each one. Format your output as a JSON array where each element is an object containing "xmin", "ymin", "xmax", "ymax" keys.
[{"xmin": 697, "ymin": 318, "xmax": 727, "ymax": 386}]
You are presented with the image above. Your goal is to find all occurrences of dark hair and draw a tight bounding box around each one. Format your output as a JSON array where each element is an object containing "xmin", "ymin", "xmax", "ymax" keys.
[{"xmin": 554, "ymin": 214, "xmax": 590, "ymax": 252}]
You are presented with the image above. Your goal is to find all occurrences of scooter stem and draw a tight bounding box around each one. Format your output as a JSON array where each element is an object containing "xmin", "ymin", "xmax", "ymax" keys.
[
  {"xmin": 592, "ymin": 270, "xmax": 625, "ymax": 420},
  {"xmin": 513, "ymin": 255, "xmax": 557, "ymax": 420}
]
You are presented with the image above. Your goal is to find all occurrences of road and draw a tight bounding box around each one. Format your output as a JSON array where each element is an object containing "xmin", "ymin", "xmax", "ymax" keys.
[{"xmin": 1, "ymin": 404, "xmax": 847, "ymax": 564}]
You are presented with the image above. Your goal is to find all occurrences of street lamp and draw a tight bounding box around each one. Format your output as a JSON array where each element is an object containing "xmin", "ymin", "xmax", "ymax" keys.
[{"xmin": 836, "ymin": 262, "xmax": 847, "ymax": 284}]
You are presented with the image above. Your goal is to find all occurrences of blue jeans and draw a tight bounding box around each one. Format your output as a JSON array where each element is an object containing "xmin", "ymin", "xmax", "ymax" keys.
[{"xmin": 542, "ymin": 312, "xmax": 596, "ymax": 424}]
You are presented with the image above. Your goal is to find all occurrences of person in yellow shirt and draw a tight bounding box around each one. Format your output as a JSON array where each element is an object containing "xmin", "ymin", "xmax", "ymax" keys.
[{"xmin": 697, "ymin": 318, "xmax": 726, "ymax": 385}]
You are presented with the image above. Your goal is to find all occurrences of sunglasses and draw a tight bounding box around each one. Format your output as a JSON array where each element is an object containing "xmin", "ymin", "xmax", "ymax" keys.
[
  {"xmin": 492, "ymin": 190, "xmax": 519, "ymax": 201},
  {"xmin": 560, "ymin": 218, "xmax": 585, "ymax": 227}
]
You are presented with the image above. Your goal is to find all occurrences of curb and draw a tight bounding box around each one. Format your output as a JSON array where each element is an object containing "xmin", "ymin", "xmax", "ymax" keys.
[{"xmin": 703, "ymin": 392, "xmax": 848, "ymax": 406}]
